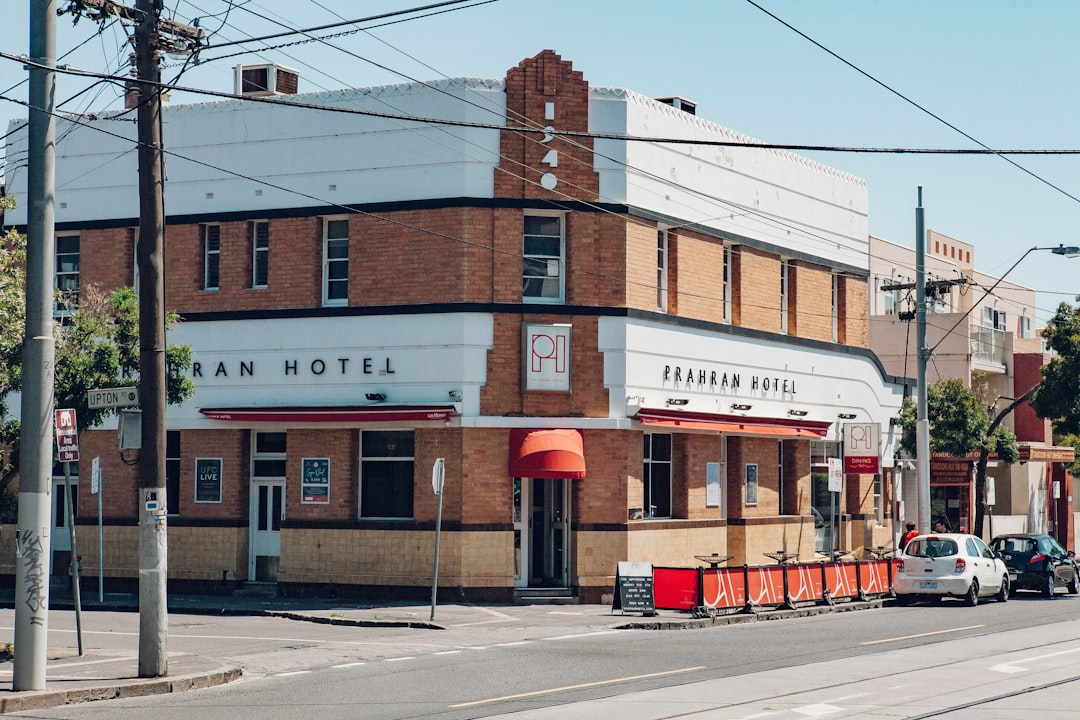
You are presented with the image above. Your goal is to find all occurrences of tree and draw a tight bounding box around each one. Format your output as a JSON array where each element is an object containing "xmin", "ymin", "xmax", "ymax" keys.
[
  {"xmin": 898, "ymin": 377, "xmax": 1018, "ymax": 536},
  {"xmin": 0, "ymin": 207, "xmax": 193, "ymax": 497},
  {"xmin": 1030, "ymin": 301, "xmax": 1080, "ymax": 434}
]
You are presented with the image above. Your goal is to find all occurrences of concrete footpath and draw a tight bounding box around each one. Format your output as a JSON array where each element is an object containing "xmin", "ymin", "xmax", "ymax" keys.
[{"xmin": 0, "ymin": 587, "xmax": 885, "ymax": 713}]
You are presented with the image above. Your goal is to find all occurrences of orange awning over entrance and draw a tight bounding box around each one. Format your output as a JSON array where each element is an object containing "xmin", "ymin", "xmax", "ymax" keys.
[
  {"xmin": 637, "ymin": 408, "xmax": 831, "ymax": 438},
  {"xmin": 509, "ymin": 429, "xmax": 586, "ymax": 479}
]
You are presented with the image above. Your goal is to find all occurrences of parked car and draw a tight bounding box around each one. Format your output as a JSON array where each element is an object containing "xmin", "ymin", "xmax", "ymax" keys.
[
  {"xmin": 989, "ymin": 533, "xmax": 1079, "ymax": 598},
  {"xmin": 894, "ymin": 533, "xmax": 1009, "ymax": 606}
]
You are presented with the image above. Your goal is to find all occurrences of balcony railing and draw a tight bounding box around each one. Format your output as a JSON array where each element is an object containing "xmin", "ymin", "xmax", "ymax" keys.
[{"xmin": 970, "ymin": 326, "xmax": 1008, "ymax": 366}]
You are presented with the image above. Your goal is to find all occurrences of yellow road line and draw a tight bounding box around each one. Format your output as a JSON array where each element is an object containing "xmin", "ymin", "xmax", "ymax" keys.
[{"xmin": 448, "ymin": 666, "xmax": 707, "ymax": 708}]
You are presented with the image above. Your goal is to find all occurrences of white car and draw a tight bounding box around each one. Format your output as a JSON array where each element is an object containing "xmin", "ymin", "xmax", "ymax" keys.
[{"xmin": 894, "ymin": 533, "xmax": 1010, "ymax": 606}]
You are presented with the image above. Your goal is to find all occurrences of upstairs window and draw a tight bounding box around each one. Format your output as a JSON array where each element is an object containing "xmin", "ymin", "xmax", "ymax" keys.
[
  {"xmin": 55, "ymin": 233, "xmax": 80, "ymax": 312},
  {"xmin": 779, "ymin": 259, "xmax": 789, "ymax": 334},
  {"xmin": 202, "ymin": 224, "xmax": 220, "ymax": 291},
  {"xmin": 252, "ymin": 221, "xmax": 269, "ymax": 288},
  {"xmin": 657, "ymin": 229, "xmax": 669, "ymax": 313},
  {"xmin": 523, "ymin": 213, "xmax": 564, "ymax": 303},
  {"xmin": 721, "ymin": 245, "xmax": 731, "ymax": 323},
  {"xmin": 322, "ymin": 217, "xmax": 349, "ymax": 306}
]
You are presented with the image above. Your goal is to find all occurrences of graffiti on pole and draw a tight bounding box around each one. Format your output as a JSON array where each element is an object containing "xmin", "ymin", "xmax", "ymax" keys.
[{"xmin": 17, "ymin": 528, "xmax": 47, "ymax": 623}]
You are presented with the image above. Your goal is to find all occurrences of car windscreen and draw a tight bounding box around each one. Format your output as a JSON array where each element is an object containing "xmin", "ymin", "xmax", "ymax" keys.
[
  {"xmin": 906, "ymin": 538, "xmax": 958, "ymax": 558},
  {"xmin": 992, "ymin": 537, "xmax": 1036, "ymax": 556}
]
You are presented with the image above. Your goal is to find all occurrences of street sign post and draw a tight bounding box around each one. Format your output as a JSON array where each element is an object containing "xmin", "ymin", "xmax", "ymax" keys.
[
  {"xmin": 54, "ymin": 408, "xmax": 79, "ymax": 463},
  {"xmin": 430, "ymin": 458, "xmax": 446, "ymax": 621}
]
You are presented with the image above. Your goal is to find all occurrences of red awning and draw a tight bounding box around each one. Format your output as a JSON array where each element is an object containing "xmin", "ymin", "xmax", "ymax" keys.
[
  {"xmin": 199, "ymin": 405, "xmax": 455, "ymax": 423},
  {"xmin": 637, "ymin": 409, "xmax": 831, "ymax": 438},
  {"xmin": 509, "ymin": 429, "xmax": 586, "ymax": 479}
]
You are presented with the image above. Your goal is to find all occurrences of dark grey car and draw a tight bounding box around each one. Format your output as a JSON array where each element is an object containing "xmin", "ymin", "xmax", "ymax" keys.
[{"xmin": 989, "ymin": 533, "xmax": 1080, "ymax": 598}]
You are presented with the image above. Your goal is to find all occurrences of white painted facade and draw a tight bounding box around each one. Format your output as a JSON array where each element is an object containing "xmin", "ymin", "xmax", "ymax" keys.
[{"xmin": 5, "ymin": 79, "xmax": 867, "ymax": 273}]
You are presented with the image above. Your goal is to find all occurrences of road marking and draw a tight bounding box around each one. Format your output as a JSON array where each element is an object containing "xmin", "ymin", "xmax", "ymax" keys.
[
  {"xmin": 449, "ymin": 607, "xmax": 517, "ymax": 627},
  {"xmin": 990, "ymin": 645, "xmax": 1080, "ymax": 673},
  {"xmin": 448, "ymin": 666, "xmax": 706, "ymax": 708},
  {"xmin": 861, "ymin": 624, "xmax": 985, "ymax": 645},
  {"xmin": 433, "ymin": 650, "xmax": 461, "ymax": 655},
  {"xmin": 493, "ymin": 641, "xmax": 532, "ymax": 647},
  {"xmin": 729, "ymin": 712, "xmax": 780, "ymax": 720},
  {"xmin": 385, "ymin": 656, "xmax": 415, "ymax": 662},
  {"xmin": 276, "ymin": 670, "xmax": 310, "ymax": 676},
  {"xmin": 543, "ymin": 629, "xmax": 625, "ymax": 641},
  {"xmin": 333, "ymin": 662, "xmax": 365, "ymax": 669},
  {"xmin": 792, "ymin": 703, "xmax": 842, "ymax": 717}
]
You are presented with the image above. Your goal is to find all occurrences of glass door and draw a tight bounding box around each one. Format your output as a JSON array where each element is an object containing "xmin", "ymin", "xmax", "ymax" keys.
[{"xmin": 513, "ymin": 478, "xmax": 570, "ymax": 588}]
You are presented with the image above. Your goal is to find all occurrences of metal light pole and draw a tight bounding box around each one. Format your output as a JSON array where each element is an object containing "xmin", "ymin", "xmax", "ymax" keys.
[{"xmin": 14, "ymin": 0, "xmax": 58, "ymax": 692}]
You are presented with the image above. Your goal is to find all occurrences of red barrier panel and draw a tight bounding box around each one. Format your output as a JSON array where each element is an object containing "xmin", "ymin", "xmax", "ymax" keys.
[
  {"xmin": 746, "ymin": 565, "xmax": 786, "ymax": 606},
  {"xmin": 702, "ymin": 567, "xmax": 746, "ymax": 609},
  {"xmin": 786, "ymin": 563, "xmax": 824, "ymax": 603},
  {"xmin": 825, "ymin": 562, "xmax": 860, "ymax": 599},
  {"xmin": 653, "ymin": 566, "xmax": 700, "ymax": 610},
  {"xmin": 861, "ymin": 559, "xmax": 891, "ymax": 595}
]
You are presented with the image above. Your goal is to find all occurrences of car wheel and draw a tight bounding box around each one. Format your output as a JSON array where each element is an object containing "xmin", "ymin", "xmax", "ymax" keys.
[
  {"xmin": 1069, "ymin": 572, "xmax": 1079, "ymax": 595},
  {"xmin": 997, "ymin": 575, "xmax": 1010, "ymax": 603},
  {"xmin": 965, "ymin": 579, "xmax": 980, "ymax": 607},
  {"xmin": 1043, "ymin": 573, "xmax": 1056, "ymax": 599}
]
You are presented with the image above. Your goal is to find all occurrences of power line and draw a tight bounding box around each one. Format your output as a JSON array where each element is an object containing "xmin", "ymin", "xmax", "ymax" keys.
[{"xmin": 744, "ymin": 0, "xmax": 1080, "ymax": 204}]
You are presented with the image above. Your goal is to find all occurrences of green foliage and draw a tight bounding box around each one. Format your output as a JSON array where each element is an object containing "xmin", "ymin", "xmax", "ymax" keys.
[
  {"xmin": 1031, "ymin": 301, "xmax": 1080, "ymax": 434},
  {"xmin": 1054, "ymin": 433, "xmax": 1080, "ymax": 477},
  {"xmin": 899, "ymin": 378, "xmax": 991, "ymax": 457}
]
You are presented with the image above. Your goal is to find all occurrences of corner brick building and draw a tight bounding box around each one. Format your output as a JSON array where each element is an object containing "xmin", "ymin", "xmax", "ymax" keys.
[{"xmin": 3, "ymin": 51, "xmax": 906, "ymax": 602}]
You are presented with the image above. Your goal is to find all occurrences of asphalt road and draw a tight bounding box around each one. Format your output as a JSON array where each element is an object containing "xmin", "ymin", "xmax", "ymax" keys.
[{"xmin": 4, "ymin": 592, "xmax": 1080, "ymax": 719}]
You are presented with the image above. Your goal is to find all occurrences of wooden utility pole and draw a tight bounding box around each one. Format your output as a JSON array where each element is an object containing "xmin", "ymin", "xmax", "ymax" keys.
[{"xmin": 62, "ymin": 0, "xmax": 203, "ymax": 678}]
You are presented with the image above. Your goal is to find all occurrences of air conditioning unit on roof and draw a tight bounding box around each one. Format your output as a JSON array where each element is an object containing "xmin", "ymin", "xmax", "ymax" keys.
[{"xmin": 234, "ymin": 63, "xmax": 300, "ymax": 97}]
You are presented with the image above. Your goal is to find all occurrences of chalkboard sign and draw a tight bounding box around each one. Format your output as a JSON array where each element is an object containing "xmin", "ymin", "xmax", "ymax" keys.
[
  {"xmin": 612, "ymin": 561, "xmax": 655, "ymax": 615},
  {"xmin": 195, "ymin": 458, "xmax": 222, "ymax": 503}
]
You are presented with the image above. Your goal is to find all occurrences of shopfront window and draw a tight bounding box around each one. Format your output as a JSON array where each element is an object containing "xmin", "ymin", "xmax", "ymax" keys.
[
  {"xmin": 810, "ymin": 440, "xmax": 841, "ymax": 552},
  {"xmin": 359, "ymin": 430, "xmax": 415, "ymax": 519},
  {"xmin": 643, "ymin": 433, "xmax": 672, "ymax": 518}
]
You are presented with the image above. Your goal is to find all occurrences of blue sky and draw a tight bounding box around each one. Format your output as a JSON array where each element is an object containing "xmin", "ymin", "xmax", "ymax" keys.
[{"xmin": 3, "ymin": 0, "xmax": 1080, "ymax": 319}]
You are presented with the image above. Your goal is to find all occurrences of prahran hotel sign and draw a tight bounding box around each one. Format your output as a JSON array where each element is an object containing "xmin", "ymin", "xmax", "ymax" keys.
[{"xmin": 662, "ymin": 365, "xmax": 797, "ymax": 397}]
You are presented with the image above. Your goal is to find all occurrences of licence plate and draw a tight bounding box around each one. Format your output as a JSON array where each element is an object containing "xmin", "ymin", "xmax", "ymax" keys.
[
  {"xmin": 1009, "ymin": 571, "xmax": 1018, "ymax": 580},
  {"xmin": 918, "ymin": 581, "xmax": 938, "ymax": 589}
]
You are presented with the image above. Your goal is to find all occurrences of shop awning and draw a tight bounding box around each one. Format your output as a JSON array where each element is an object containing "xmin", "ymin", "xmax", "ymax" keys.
[
  {"xmin": 637, "ymin": 408, "xmax": 831, "ymax": 438},
  {"xmin": 199, "ymin": 405, "xmax": 455, "ymax": 423},
  {"xmin": 509, "ymin": 429, "xmax": 586, "ymax": 479}
]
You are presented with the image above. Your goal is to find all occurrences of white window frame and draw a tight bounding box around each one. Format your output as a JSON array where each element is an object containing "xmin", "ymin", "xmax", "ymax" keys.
[
  {"xmin": 55, "ymin": 232, "xmax": 80, "ymax": 314},
  {"xmin": 657, "ymin": 228, "xmax": 669, "ymax": 313},
  {"xmin": 831, "ymin": 272, "xmax": 839, "ymax": 342},
  {"xmin": 322, "ymin": 216, "xmax": 349, "ymax": 306},
  {"xmin": 252, "ymin": 220, "xmax": 269, "ymax": 289},
  {"xmin": 721, "ymin": 245, "xmax": 731, "ymax": 323},
  {"xmin": 779, "ymin": 259, "xmax": 789, "ymax": 334},
  {"xmin": 202, "ymin": 224, "xmax": 220, "ymax": 291},
  {"xmin": 643, "ymin": 433, "xmax": 672, "ymax": 519},
  {"xmin": 523, "ymin": 211, "xmax": 565, "ymax": 304}
]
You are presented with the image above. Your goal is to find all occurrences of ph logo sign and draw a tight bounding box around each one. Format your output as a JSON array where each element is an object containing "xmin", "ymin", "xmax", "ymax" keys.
[
  {"xmin": 843, "ymin": 422, "xmax": 880, "ymax": 474},
  {"xmin": 523, "ymin": 323, "xmax": 572, "ymax": 392}
]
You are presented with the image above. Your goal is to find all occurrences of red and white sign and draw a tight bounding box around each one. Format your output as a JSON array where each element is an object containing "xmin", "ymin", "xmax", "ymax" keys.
[
  {"xmin": 843, "ymin": 422, "xmax": 880, "ymax": 474},
  {"xmin": 523, "ymin": 323, "xmax": 572, "ymax": 392},
  {"xmin": 54, "ymin": 408, "xmax": 79, "ymax": 463}
]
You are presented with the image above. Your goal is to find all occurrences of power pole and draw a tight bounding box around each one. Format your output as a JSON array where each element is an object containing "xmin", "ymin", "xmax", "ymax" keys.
[
  {"xmin": 14, "ymin": 0, "xmax": 58, "ymax": 692},
  {"xmin": 915, "ymin": 188, "xmax": 931, "ymax": 534},
  {"xmin": 62, "ymin": 0, "xmax": 203, "ymax": 678}
]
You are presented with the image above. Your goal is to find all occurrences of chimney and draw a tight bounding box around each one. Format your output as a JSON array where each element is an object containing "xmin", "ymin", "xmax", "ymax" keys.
[
  {"xmin": 234, "ymin": 63, "xmax": 300, "ymax": 97},
  {"xmin": 656, "ymin": 96, "xmax": 696, "ymax": 115}
]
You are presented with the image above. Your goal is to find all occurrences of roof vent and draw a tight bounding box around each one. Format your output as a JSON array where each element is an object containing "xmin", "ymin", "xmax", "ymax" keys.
[
  {"xmin": 234, "ymin": 63, "xmax": 300, "ymax": 97},
  {"xmin": 656, "ymin": 96, "xmax": 696, "ymax": 115}
]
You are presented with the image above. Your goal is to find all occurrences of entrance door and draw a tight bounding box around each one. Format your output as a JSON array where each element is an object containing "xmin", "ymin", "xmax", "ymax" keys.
[
  {"xmin": 249, "ymin": 481, "xmax": 283, "ymax": 581},
  {"xmin": 513, "ymin": 478, "xmax": 570, "ymax": 588},
  {"xmin": 51, "ymin": 478, "xmax": 78, "ymax": 575}
]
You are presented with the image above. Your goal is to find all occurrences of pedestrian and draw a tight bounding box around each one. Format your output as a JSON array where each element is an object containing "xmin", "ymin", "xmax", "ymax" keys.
[
  {"xmin": 933, "ymin": 518, "xmax": 949, "ymax": 533},
  {"xmin": 900, "ymin": 521, "xmax": 918, "ymax": 551}
]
